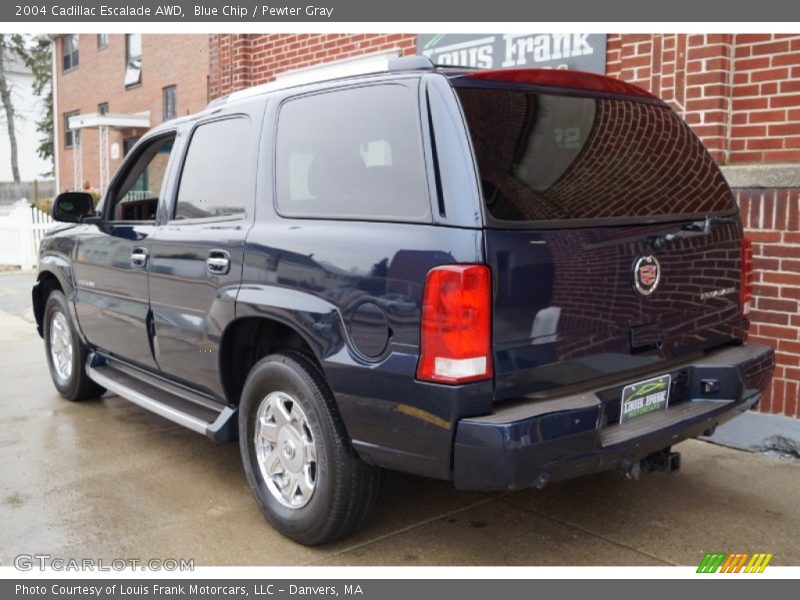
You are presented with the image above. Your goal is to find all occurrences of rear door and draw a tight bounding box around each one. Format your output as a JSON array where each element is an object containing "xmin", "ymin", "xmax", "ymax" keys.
[
  {"xmin": 73, "ymin": 133, "xmax": 177, "ymax": 370},
  {"xmin": 451, "ymin": 77, "xmax": 746, "ymax": 400},
  {"xmin": 148, "ymin": 113, "xmax": 259, "ymax": 398}
]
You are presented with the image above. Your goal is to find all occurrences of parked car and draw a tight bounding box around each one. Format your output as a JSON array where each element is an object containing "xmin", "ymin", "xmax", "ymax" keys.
[{"xmin": 33, "ymin": 57, "xmax": 774, "ymax": 545}]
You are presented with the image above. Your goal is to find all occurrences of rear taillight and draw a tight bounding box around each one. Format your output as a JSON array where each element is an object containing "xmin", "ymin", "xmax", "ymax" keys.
[
  {"xmin": 417, "ymin": 264, "xmax": 492, "ymax": 384},
  {"xmin": 740, "ymin": 237, "xmax": 754, "ymax": 318}
]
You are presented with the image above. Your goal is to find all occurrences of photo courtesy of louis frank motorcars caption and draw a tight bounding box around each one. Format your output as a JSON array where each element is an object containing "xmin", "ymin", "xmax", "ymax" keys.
[{"xmin": 33, "ymin": 55, "xmax": 774, "ymax": 545}]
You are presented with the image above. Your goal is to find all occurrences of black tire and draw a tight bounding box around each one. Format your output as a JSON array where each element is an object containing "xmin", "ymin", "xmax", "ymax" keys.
[
  {"xmin": 43, "ymin": 290, "xmax": 105, "ymax": 401},
  {"xmin": 239, "ymin": 351, "xmax": 381, "ymax": 545}
]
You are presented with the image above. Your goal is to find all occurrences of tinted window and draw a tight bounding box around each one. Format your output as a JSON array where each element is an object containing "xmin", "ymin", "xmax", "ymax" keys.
[
  {"xmin": 276, "ymin": 83, "xmax": 430, "ymax": 221},
  {"xmin": 174, "ymin": 118, "xmax": 250, "ymax": 220},
  {"xmin": 456, "ymin": 87, "xmax": 735, "ymax": 222}
]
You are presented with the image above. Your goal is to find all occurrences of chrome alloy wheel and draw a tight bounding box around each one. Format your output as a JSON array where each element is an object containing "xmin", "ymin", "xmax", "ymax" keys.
[
  {"xmin": 254, "ymin": 391, "xmax": 318, "ymax": 509},
  {"xmin": 49, "ymin": 310, "xmax": 74, "ymax": 382}
]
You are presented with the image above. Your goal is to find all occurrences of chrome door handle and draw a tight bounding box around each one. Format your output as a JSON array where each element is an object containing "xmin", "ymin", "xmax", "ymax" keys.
[
  {"xmin": 207, "ymin": 249, "xmax": 231, "ymax": 275},
  {"xmin": 130, "ymin": 247, "xmax": 148, "ymax": 268}
]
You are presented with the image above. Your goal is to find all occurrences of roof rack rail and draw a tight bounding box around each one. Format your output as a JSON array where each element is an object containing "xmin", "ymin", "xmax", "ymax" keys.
[
  {"xmin": 388, "ymin": 55, "xmax": 435, "ymax": 71},
  {"xmin": 207, "ymin": 52, "xmax": 435, "ymax": 109}
]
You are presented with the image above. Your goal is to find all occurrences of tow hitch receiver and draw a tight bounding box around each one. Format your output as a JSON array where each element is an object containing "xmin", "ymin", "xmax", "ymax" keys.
[
  {"xmin": 618, "ymin": 448, "xmax": 681, "ymax": 480},
  {"xmin": 641, "ymin": 447, "xmax": 681, "ymax": 474}
]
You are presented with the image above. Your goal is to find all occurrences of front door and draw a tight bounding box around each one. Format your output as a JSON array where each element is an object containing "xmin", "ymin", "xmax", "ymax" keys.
[
  {"xmin": 148, "ymin": 117, "xmax": 255, "ymax": 397},
  {"xmin": 73, "ymin": 133, "xmax": 177, "ymax": 370}
]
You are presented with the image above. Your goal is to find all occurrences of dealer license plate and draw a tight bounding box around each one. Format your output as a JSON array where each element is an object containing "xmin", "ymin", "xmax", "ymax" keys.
[{"xmin": 619, "ymin": 374, "xmax": 671, "ymax": 424}]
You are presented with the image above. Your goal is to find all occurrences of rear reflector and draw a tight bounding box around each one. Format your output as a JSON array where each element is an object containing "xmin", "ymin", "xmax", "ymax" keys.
[
  {"xmin": 741, "ymin": 237, "xmax": 753, "ymax": 318},
  {"xmin": 417, "ymin": 264, "xmax": 492, "ymax": 384},
  {"xmin": 463, "ymin": 68, "xmax": 658, "ymax": 100}
]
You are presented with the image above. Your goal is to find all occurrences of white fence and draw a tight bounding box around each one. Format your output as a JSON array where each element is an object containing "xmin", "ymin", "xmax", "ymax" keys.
[{"xmin": 0, "ymin": 199, "xmax": 57, "ymax": 269}]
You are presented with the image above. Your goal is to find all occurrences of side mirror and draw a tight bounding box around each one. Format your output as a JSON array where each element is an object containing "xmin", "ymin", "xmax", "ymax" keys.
[{"xmin": 52, "ymin": 192, "xmax": 99, "ymax": 223}]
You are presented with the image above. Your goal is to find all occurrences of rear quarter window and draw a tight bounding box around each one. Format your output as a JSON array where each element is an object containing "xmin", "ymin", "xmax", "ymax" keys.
[
  {"xmin": 455, "ymin": 86, "xmax": 736, "ymax": 224},
  {"xmin": 275, "ymin": 82, "xmax": 431, "ymax": 222}
]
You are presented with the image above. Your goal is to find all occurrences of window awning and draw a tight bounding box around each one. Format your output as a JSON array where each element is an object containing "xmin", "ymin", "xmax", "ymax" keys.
[
  {"xmin": 67, "ymin": 111, "xmax": 150, "ymax": 130},
  {"xmin": 66, "ymin": 111, "xmax": 151, "ymax": 196}
]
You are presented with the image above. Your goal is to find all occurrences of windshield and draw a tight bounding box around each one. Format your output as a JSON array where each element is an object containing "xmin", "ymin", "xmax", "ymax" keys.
[{"xmin": 455, "ymin": 86, "xmax": 736, "ymax": 223}]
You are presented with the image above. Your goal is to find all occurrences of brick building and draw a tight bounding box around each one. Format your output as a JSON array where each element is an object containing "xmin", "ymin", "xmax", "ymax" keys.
[
  {"xmin": 53, "ymin": 33, "xmax": 800, "ymax": 417},
  {"xmin": 53, "ymin": 33, "xmax": 209, "ymax": 194}
]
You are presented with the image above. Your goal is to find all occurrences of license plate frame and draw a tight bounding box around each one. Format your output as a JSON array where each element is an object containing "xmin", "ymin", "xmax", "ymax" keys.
[{"xmin": 619, "ymin": 374, "xmax": 672, "ymax": 424}]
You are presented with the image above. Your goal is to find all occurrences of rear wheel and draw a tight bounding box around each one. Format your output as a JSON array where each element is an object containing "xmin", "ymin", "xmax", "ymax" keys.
[
  {"xmin": 43, "ymin": 290, "xmax": 105, "ymax": 401},
  {"xmin": 239, "ymin": 351, "xmax": 381, "ymax": 545}
]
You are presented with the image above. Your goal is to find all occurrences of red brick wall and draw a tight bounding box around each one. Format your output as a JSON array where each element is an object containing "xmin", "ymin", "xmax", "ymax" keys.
[
  {"xmin": 731, "ymin": 35, "xmax": 800, "ymax": 163},
  {"xmin": 609, "ymin": 34, "xmax": 800, "ymax": 164},
  {"xmin": 56, "ymin": 34, "xmax": 209, "ymax": 193},
  {"xmin": 737, "ymin": 189, "xmax": 800, "ymax": 417},
  {"xmin": 207, "ymin": 34, "xmax": 417, "ymax": 98}
]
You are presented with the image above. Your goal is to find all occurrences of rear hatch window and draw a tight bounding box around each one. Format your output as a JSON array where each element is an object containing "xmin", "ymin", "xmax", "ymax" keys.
[
  {"xmin": 454, "ymin": 86, "xmax": 736, "ymax": 225},
  {"xmin": 451, "ymin": 80, "xmax": 745, "ymax": 403}
]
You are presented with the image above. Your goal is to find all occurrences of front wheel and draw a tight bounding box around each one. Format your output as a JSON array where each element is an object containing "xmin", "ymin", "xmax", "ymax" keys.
[
  {"xmin": 239, "ymin": 351, "xmax": 381, "ymax": 545},
  {"xmin": 43, "ymin": 290, "xmax": 105, "ymax": 401}
]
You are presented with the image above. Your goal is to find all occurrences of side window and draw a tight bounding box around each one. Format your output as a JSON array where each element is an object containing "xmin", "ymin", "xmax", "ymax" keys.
[
  {"xmin": 173, "ymin": 118, "xmax": 251, "ymax": 220},
  {"xmin": 276, "ymin": 83, "xmax": 431, "ymax": 221},
  {"xmin": 64, "ymin": 111, "xmax": 79, "ymax": 148},
  {"xmin": 108, "ymin": 134, "xmax": 176, "ymax": 222},
  {"xmin": 62, "ymin": 34, "xmax": 78, "ymax": 71}
]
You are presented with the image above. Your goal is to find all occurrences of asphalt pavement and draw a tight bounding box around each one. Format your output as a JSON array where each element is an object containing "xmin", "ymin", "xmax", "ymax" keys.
[{"xmin": 1, "ymin": 271, "xmax": 798, "ymax": 566}]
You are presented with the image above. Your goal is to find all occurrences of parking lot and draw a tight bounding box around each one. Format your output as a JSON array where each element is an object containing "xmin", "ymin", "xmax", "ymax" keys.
[{"xmin": 1, "ymin": 271, "xmax": 799, "ymax": 567}]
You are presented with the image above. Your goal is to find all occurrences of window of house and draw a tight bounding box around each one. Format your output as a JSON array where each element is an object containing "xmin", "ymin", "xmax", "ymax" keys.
[
  {"xmin": 64, "ymin": 111, "xmax": 80, "ymax": 148},
  {"xmin": 173, "ymin": 119, "xmax": 251, "ymax": 220},
  {"xmin": 62, "ymin": 35, "xmax": 79, "ymax": 71},
  {"xmin": 124, "ymin": 34, "xmax": 142, "ymax": 88},
  {"xmin": 162, "ymin": 85, "xmax": 177, "ymax": 121},
  {"xmin": 108, "ymin": 134, "xmax": 176, "ymax": 222},
  {"xmin": 97, "ymin": 34, "xmax": 107, "ymax": 49},
  {"xmin": 275, "ymin": 83, "xmax": 430, "ymax": 222},
  {"xmin": 98, "ymin": 102, "xmax": 109, "ymax": 115}
]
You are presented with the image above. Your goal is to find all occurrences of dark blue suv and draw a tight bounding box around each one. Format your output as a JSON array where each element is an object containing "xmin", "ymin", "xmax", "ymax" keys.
[{"xmin": 33, "ymin": 57, "xmax": 774, "ymax": 545}]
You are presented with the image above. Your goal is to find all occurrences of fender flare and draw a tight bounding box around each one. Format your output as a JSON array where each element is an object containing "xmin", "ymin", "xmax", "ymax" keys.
[
  {"xmin": 34, "ymin": 255, "xmax": 81, "ymax": 340},
  {"xmin": 231, "ymin": 285, "xmax": 349, "ymax": 365}
]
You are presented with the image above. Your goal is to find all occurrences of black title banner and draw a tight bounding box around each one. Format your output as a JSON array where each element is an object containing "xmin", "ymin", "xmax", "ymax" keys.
[{"xmin": 4, "ymin": 0, "xmax": 800, "ymax": 22}]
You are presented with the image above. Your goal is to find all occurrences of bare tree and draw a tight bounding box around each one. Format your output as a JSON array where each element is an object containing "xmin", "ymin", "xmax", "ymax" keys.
[{"xmin": 0, "ymin": 35, "xmax": 21, "ymax": 182}]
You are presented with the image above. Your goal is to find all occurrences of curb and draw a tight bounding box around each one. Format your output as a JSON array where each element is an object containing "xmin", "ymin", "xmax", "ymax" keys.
[{"xmin": 700, "ymin": 410, "xmax": 800, "ymax": 461}]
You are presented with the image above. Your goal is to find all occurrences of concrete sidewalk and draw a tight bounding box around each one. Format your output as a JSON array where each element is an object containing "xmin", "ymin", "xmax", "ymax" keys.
[{"xmin": 1, "ymin": 309, "xmax": 798, "ymax": 567}]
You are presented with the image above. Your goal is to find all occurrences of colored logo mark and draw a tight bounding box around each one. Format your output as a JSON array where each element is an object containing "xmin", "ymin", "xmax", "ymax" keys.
[{"xmin": 697, "ymin": 553, "xmax": 773, "ymax": 573}]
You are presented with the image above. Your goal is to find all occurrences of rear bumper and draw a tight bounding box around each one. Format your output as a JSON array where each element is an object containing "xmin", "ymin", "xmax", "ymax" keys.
[{"xmin": 453, "ymin": 343, "xmax": 774, "ymax": 491}]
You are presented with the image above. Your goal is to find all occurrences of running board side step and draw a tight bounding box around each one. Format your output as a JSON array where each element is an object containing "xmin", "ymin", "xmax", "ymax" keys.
[{"xmin": 86, "ymin": 360, "xmax": 237, "ymax": 441}]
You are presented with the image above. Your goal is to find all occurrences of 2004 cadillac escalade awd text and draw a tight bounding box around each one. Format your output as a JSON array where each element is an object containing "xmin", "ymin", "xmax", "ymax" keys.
[{"xmin": 33, "ymin": 57, "xmax": 775, "ymax": 545}]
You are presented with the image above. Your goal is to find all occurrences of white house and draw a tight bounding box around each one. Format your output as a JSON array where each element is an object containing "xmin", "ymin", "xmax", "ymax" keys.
[{"xmin": 0, "ymin": 52, "xmax": 52, "ymax": 182}]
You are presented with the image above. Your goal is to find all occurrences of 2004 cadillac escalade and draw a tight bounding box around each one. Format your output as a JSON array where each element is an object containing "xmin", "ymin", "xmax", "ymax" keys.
[{"xmin": 33, "ymin": 57, "xmax": 774, "ymax": 545}]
